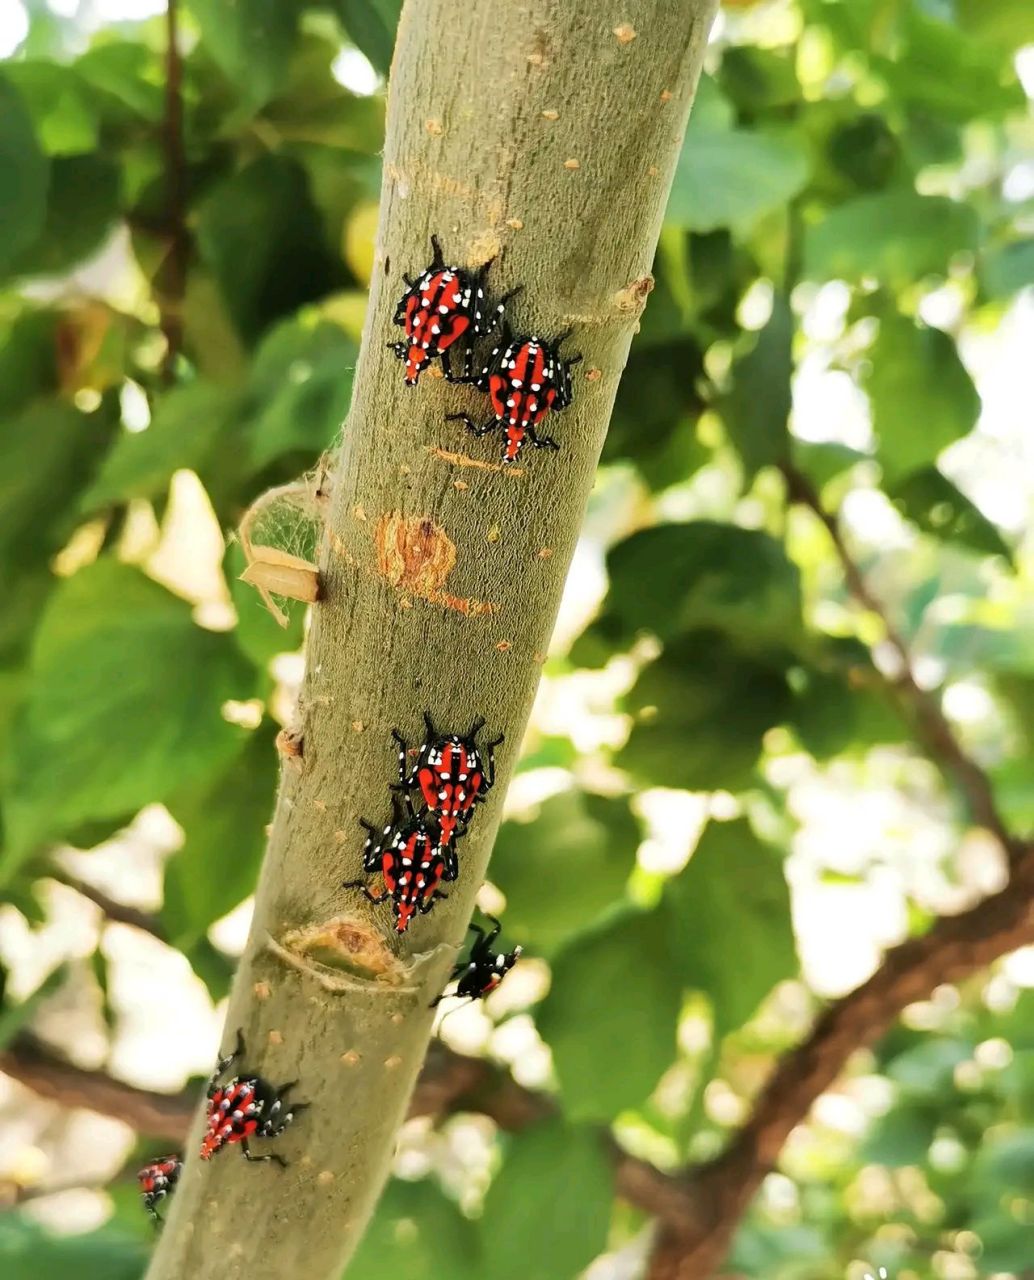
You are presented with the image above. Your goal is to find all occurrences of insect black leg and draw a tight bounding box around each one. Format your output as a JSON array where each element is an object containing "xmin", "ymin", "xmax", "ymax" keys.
[
  {"xmin": 207, "ymin": 1029, "xmax": 245, "ymax": 1096},
  {"xmin": 482, "ymin": 915, "xmax": 503, "ymax": 950},
  {"xmin": 430, "ymin": 233, "xmax": 444, "ymax": 268},
  {"xmin": 529, "ymin": 427, "xmax": 560, "ymax": 453},
  {"xmin": 447, "ymin": 413, "xmax": 497, "ymax": 438},
  {"xmin": 467, "ymin": 714, "xmax": 486, "ymax": 740},
  {"xmin": 484, "ymin": 735, "xmax": 503, "ymax": 788},
  {"xmin": 240, "ymin": 1139, "xmax": 287, "ymax": 1169}
]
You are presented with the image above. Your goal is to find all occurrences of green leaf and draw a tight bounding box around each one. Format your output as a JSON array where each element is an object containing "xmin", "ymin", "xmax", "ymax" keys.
[
  {"xmin": 599, "ymin": 522, "xmax": 802, "ymax": 649},
  {"xmin": 79, "ymin": 382, "xmax": 242, "ymax": 512},
  {"xmin": 0, "ymin": 309, "xmax": 60, "ymax": 417},
  {"xmin": 864, "ymin": 313, "xmax": 980, "ymax": 483},
  {"xmin": 804, "ymin": 191, "xmax": 979, "ymax": 284},
  {"xmin": 189, "ymin": 0, "xmax": 300, "ymax": 109},
  {"xmin": 247, "ymin": 318, "xmax": 356, "ymax": 468},
  {"xmin": 981, "ymin": 239, "xmax": 1034, "ymax": 300},
  {"xmin": 668, "ymin": 119, "xmax": 809, "ymax": 234},
  {"xmin": 196, "ymin": 155, "xmax": 342, "ymax": 346},
  {"xmin": 862, "ymin": 1102, "xmax": 939, "ymax": 1166},
  {"xmin": 347, "ymin": 1178, "xmax": 481, "ymax": 1280},
  {"xmin": 0, "ymin": 75, "xmax": 49, "ymax": 278},
  {"xmin": 662, "ymin": 818, "xmax": 796, "ymax": 1036},
  {"xmin": 0, "ymin": 1216, "xmax": 146, "ymax": 1280},
  {"xmin": 11, "ymin": 153, "xmax": 121, "ymax": 279},
  {"xmin": 0, "ymin": 399, "xmax": 116, "ymax": 566},
  {"xmin": 720, "ymin": 295, "xmax": 793, "ymax": 478},
  {"xmin": 332, "ymin": 0, "xmax": 402, "ymax": 76},
  {"xmin": 878, "ymin": 8, "xmax": 1024, "ymax": 123},
  {"xmin": 479, "ymin": 1119, "xmax": 613, "ymax": 1277},
  {"xmin": 162, "ymin": 726, "xmax": 278, "ymax": 948},
  {"xmin": 789, "ymin": 440, "xmax": 868, "ymax": 490},
  {"xmin": 619, "ymin": 632, "xmax": 791, "ymax": 791},
  {"xmin": 3, "ymin": 561, "xmax": 255, "ymax": 870},
  {"xmin": 3, "ymin": 62, "xmax": 100, "ymax": 153},
  {"xmin": 537, "ymin": 909, "xmax": 682, "ymax": 1122},
  {"xmin": 887, "ymin": 466, "xmax": 1013, "ymax": 563},
  {"xmin": 491, "ymin": 791, "xmax": 638, "ymax": 955}
]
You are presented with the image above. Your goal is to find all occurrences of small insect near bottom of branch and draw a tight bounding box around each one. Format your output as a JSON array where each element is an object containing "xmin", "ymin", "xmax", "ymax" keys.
[
  {"xmin": 201, "ymin": 1029, "xmax": 307, "ymax": 1166},
  {"xmin": 431, "ymin": 915, "xmax": 522, "ymax": 1009},
  {"xmin": 137, "ymin": 1153, "xmax": 182, "ymax": 1225}
]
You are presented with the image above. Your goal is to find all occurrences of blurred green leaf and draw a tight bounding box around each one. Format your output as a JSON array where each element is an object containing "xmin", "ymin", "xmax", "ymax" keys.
[
  {"xmin": 887, "ymin": 466, "xmax": 1012, "ymax": 562},
  {"xmin": 10, "ymin": 153, "xmax": 121, "ymax": 279},
  {"xmin": 0, "ymin": 399, "xmax": 116, "ymax": 566},
  {"xmin": 981, "ymin": 239, "xmax": 1034, "ymax": 300},
  {"xmin": 0, "ymin": 1216, "xmax": 146, "ymax": 1280},
  {"xmin": 537, "ymin": 909, "xmax": 681, "ymax": 1121},
  {"xmin": 189, "ymin": 0, "xmax": 300, "ymax": 109},
  {"xmin": 196, "ymin": 155, "xmax": 342, "ymax": 346},
  {"xmin": 804, "ymin": 191, "xmax": 978, "ymax": 284},
  {"xmin": 620, "ymin": 632, "xmax": 791, "ymax": 791},
  {"xmin": 862, "ymin": 1102, "xmax": 939, "ymax": 1165},
  {"xmin": 789, "ymin": 440, "xmax": 868, "ymax": 490},
  {"xmin": 669, "ymin": 114, "xmax": 809, "ymax": 233},
  {"xmin": 3, "ymin": 560, "xmax": 255, "ymax": 870},
  {"xmin": 598, "ymin": 522, "xmax": 802, "ymax": 650},
  {"xmin": 877, "ymin": 9, "xmax": 1024, "ymax": 123},
  {"xmin": 865, "ymin": 312, "xmax": 980, "ymax": 482},
  {"xmin": 0, "ymin": 75, "xmax": 49, "ymax": 277},
  {"xmin": 162, "ymin": 726, "xmax": 278, "ymax": 947},
  {"xmin": 247, "ymin": 318, "xmax": 356, "ymax": 468},
  {"xmin": 720, "ymin": 295, "xmax": 793, "ymax": 479},
  {"xmin": 491, "ymin": 791, "xmax": 638, "ymax": 956},
  {"xmin": 662, "ymin": 818, "xmax": 796, "ymax": 1035},
  {"xmin": 3, "ymin": 62, "xmax": 100, "ymax": 154},
  {"xmin": 347, "ymin": 1178, "xmax": 480, "ymax": 1280},
  {"xmin": 331, "ymin": 0, "xmax": 401, "ymax": 76},
  {"xmin": 79, "ymin": 382, "xmax": 242, "ymax": 511},
  {"xmin": 479, "ymin": 1119, "xmax": 613, "ymax": 1278}
]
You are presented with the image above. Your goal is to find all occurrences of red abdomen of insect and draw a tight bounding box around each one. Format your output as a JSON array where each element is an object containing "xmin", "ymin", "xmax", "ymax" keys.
[
  {"xmin": 402, "ymin": 270, "xmax": 472, "ymax": 385},
  {"xmin": 201, "ymin": 1080, "xmax": 258, "ymax": 1159}
]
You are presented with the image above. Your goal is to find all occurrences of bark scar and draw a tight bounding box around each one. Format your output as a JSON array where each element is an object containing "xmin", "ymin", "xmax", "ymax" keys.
[{"xmin": 374, "ymin": 512, "xmax": 495, "ymax": 614}]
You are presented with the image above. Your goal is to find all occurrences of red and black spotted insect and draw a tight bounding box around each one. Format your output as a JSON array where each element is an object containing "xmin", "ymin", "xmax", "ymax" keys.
[
  {"xmin": 137, "ymin": 1154, "xmax": 182, "ymax": 1225},
  {"xmin": 392, "ymin": 713, "xmax": 503, "ymax": 847},
  {"xmin": 447, "ymin": 324, "xmax": 581, "ymax": 463},
  {"xmin": 201, "ymin": 1030, "xmax": 305, "ymax": 1167},
  {"xmin": 388, "ymin": 235, "xmax": 517, "ymax": 386},
  {"xmin": 431, "ymin": 916, "xmax": 522, "ymax": 1008},
  {"xmin": 343, "ymin": 794, "xmax": 453, "ymax": 934}
]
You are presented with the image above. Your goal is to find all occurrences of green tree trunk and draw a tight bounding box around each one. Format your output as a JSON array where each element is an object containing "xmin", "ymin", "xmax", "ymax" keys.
[{"xmin": 145, "ymin": 2, "xmax": 717, "ymax": 1277}]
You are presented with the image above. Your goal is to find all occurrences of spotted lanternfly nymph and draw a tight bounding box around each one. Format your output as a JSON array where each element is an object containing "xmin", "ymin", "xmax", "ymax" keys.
[
  {"xmin": 137, "ymin": 1154, "xmax": 182, "ymax": 1225},
  {"xmin": 388, "ymin": 235, "xmax": 516, "ymax": 386},
  {"xmin": 447, "ymin": 324, "xmax": 581, "ymax": 463},
  {"xmin": 201, "ymin": 1030, "xmax": 305, "ymax": 1167},
  {"xmin": 431, "ymin": 916, "xmax": 522, "ymax": 1008},
  {"xmin": 344, "ymin": 793, "xmax": 452, "ymax": 934},
  {"xmin": 392, "ymin": 712, "xmax": 503, "ymax": 847}
]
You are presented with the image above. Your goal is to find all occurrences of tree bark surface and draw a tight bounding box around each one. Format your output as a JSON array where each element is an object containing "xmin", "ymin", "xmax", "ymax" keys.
[{"xmin": 145, "ymin": 3, "xmax": 718, "ymax": 1277}]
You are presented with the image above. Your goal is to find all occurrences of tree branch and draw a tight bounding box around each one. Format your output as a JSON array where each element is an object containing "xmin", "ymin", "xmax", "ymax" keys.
[
  {"xmin": 48, "ymin": 870, "xmax": 168, "ymax": 941},
  {"xmin": 781, "ymin": 462, "xmax": 1017, "ymax": 858}
]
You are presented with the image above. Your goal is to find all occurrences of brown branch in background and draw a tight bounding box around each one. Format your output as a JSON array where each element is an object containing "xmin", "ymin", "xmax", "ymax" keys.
[
  {"xmin": 158, "ymin": 0, "xmax": 188, "ymax": 379},
  {"xmin": 48, "ymin": 870, "xmax": 168, "ymax": 941},
  {"xmin": 647, "ymin": 837, "xmax": 1034, "ymax": 1278},
  {"xmin": 0, "ymin": 1033, "xmax": 195, "ymax": 1141},
  {"xmin": 781, "ymin": 462, "xmax": 1017, "ymax": 859}
]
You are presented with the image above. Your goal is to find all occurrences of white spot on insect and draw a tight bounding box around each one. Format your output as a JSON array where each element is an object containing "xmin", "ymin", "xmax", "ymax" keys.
[
  {"xmin": 512, "ymin": 378, "xmax": 523, "ymax": 387},
  {"xmin": 438, "ymin": 304, "xmax": 449, "ymax": 314},
  {"xmin": 531, "ymin": 382, "xmax": 541, "ymax": 391}
]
